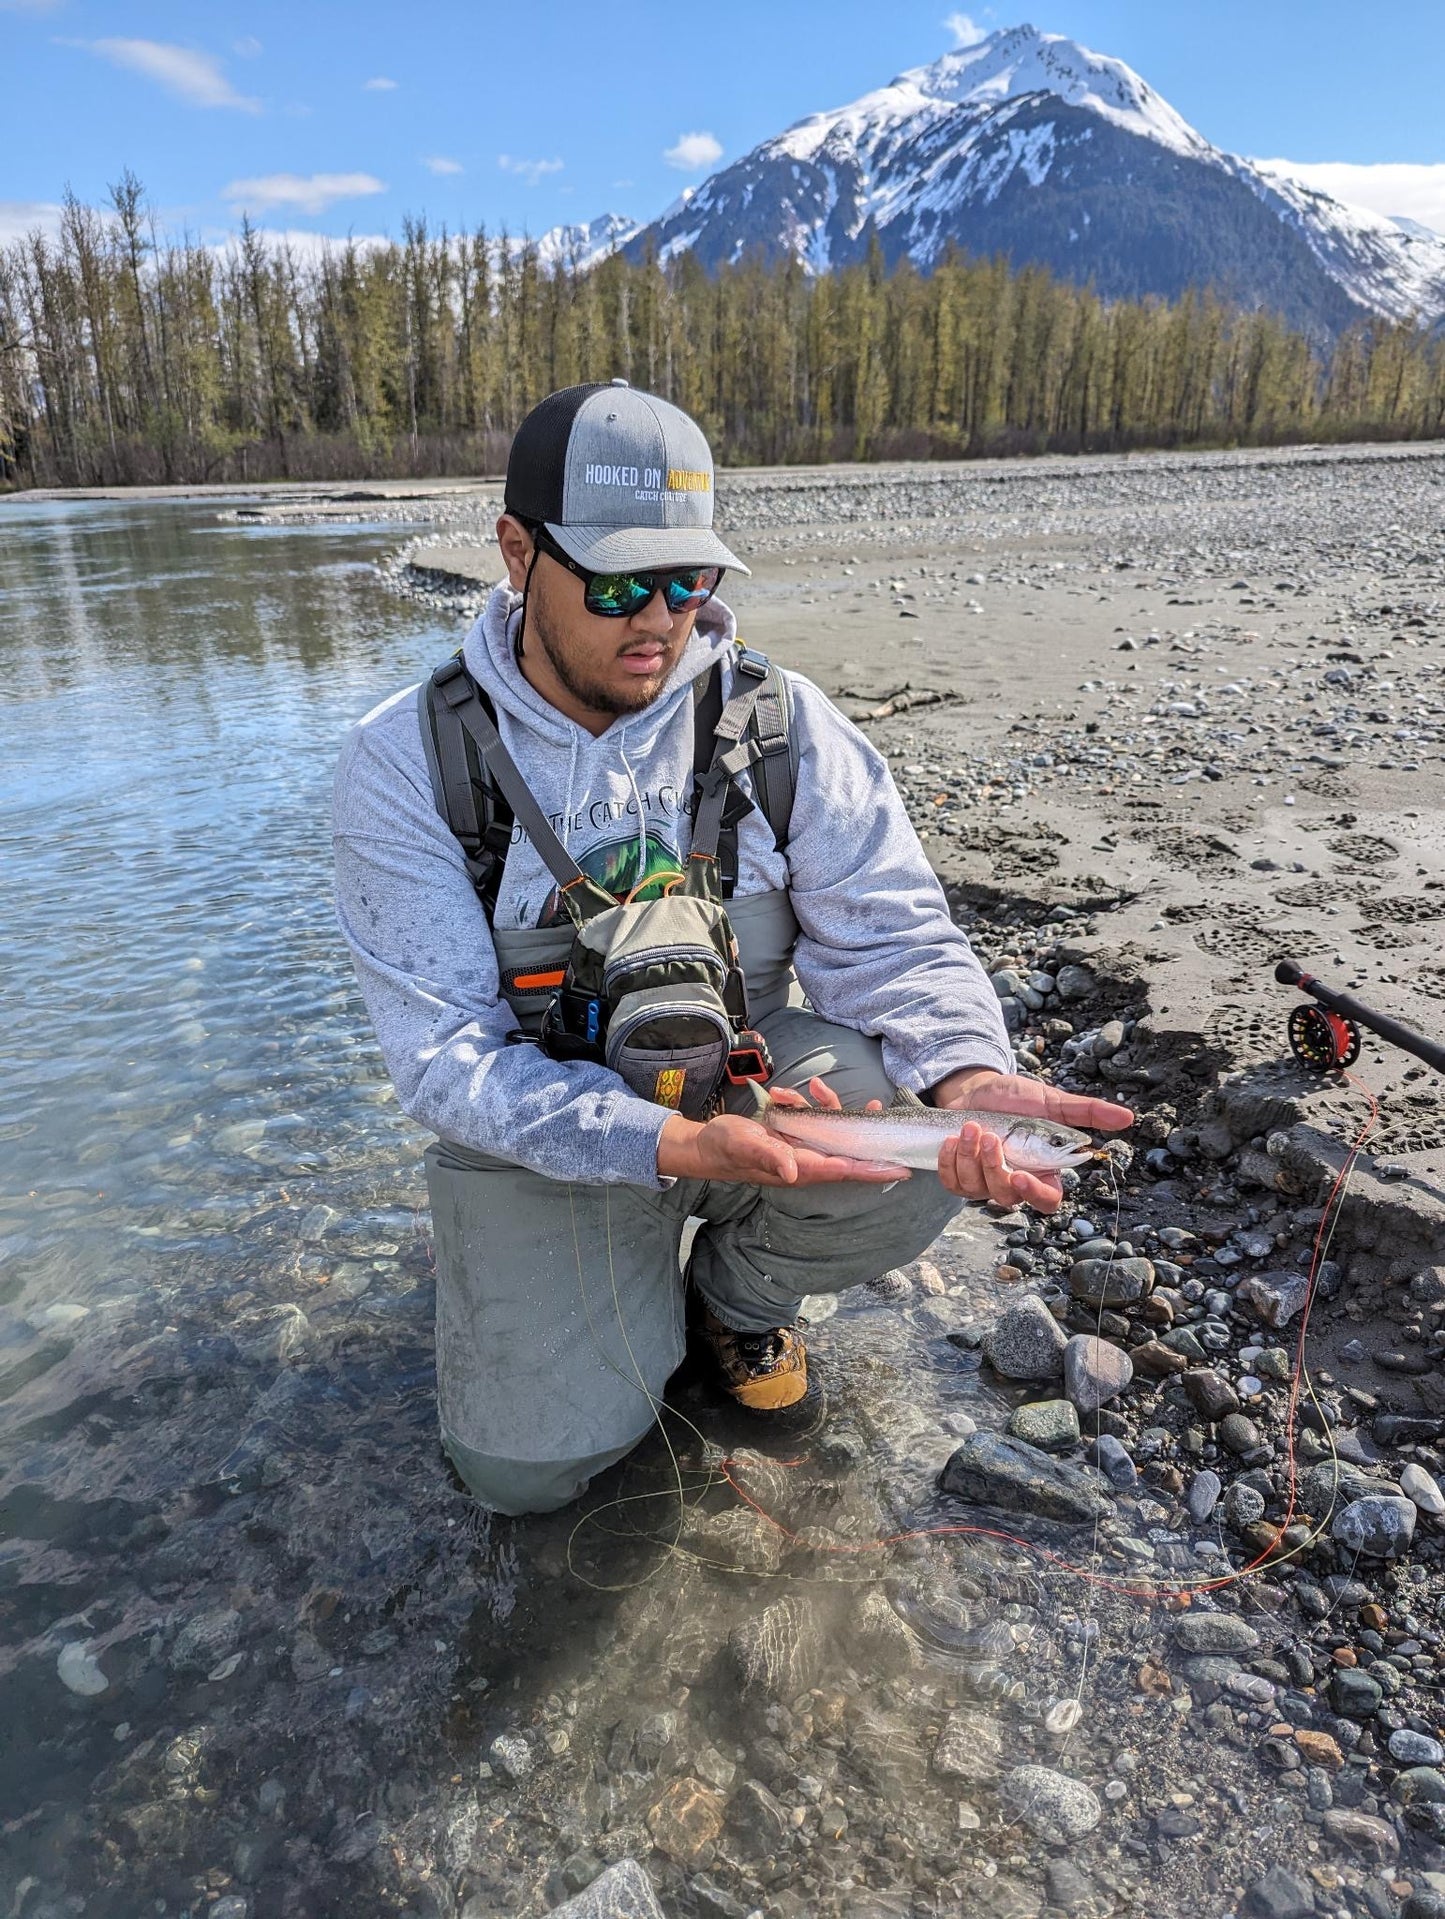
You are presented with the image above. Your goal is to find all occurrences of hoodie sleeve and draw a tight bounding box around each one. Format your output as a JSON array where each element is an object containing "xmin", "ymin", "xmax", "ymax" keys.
[
  {"xmin": 779, "ymin": 674, "xmax": 1014, "ymax": 1092},
  {"xmin": 330, "ymin": 704, "xmax": 675, "ymax": 1188}
]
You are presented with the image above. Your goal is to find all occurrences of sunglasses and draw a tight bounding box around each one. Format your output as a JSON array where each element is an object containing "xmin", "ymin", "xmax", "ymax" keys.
[{"xmin": 532, "ymin": 524, "xmax": 723, "ymax": 619}]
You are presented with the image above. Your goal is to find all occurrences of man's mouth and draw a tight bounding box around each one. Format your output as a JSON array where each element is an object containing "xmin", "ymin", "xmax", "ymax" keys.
[{"xmin": 618, "ymin": 644, "xmax": 669, "ymax": 675}]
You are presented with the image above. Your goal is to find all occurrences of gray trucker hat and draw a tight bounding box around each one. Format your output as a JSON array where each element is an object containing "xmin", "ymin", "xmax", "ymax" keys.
[{"xmin": 504, "ymin": 379, "xmax": 749, "ymax": 576}]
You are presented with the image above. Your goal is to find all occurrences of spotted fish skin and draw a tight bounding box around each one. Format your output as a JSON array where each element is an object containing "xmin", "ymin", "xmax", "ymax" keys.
[{"xmin": 758, "ymin": 1099, "xmax": 1096, "ymax": 1174}]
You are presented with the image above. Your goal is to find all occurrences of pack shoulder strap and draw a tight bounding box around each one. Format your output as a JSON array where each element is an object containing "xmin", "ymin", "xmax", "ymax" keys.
[
  {"xmin": 741, "ymin": 647, "xmax": 796, "ymax": 855},
  {"xmin": 422, "ymin": 655, "xmax": 519, "ymax": 919},
  {"xmin": 690, "ymin": 645, "xmax": 796, "ymax": 894}
]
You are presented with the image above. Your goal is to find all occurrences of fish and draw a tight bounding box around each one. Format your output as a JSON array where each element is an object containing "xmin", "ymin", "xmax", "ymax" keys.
[{"xmin": 757, "ymin": 1094, "xmax": 1099, "ymax": 1176}]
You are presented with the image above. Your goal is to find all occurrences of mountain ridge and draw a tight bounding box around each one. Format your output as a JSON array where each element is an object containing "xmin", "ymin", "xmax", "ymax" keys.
[{"xmin": 593, "ymin": 25, "xmax": 1445, "ymax": 333}]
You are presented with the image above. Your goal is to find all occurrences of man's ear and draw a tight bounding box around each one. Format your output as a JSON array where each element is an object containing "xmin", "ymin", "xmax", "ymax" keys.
[{"xmin": 495, "ymin": 513, "xmax": 534, "ymax": 591}]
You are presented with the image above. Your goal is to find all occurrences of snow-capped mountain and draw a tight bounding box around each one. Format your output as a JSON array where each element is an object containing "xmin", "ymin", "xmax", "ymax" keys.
[
  {"xmin": 1242, "ymin": 162, "xmax": 1445, "ymax": 323},
  {"xmin": 622, "ymin": 25, "xmax": 1445, "ymax": 332},
  {"xmin": 530, "ymin": 212, "xmax": 641, "ymax": 272}
]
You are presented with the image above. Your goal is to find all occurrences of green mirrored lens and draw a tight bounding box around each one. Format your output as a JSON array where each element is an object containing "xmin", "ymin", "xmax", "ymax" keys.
[{"xmin": 585, "ymin": 572, "xmax": 655, "ymax": 616}]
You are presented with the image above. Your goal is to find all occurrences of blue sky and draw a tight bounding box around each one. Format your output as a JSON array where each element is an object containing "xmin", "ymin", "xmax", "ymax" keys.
[{"xmin": 5, "ymin": 0, "xmax": 1445, "ymax": 246}]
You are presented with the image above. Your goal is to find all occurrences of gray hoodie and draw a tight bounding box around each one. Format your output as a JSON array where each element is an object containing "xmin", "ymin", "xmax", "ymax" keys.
[{"xmin": 331, "ymin": 582, "xmax": 1012, "ymax": 1189}]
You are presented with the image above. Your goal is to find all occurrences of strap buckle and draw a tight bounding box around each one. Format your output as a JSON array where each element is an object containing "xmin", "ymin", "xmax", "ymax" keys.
[
  {"xmin": 735, "ymin": 646, "xmax": 769, "ymax": 682},
  {"xmin": 725, "ymin": 1030, "xmax": 774, "ymax": 1085},
  {"xmin": 434, "ymin": 653, "xmax": 473, "ymax": 707}
]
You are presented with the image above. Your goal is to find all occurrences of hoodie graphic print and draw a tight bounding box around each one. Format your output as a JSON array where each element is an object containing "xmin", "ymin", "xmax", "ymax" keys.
[{"xmin": 331, "ymin": 581, "xmax": 1012, "ymax": 1188}]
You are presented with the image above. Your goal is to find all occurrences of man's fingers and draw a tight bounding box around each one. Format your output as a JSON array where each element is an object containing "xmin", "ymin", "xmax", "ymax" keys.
[
  {"xmin": 951, "ymin": 1071, "xmax": 1134, "ymax": 1135},
  {"xmin": 765, "ymin": 1085, "xmax": 811, "ymax": 1109},
  {"xmin": 1052, "ymin": 1093, "xmax": 1134, "ymax": 1133},
  {"xmin": 940, "ymin": 1122, "xmax": 990, "ymax": 1201},
  {"xmin": 1010, "ymin": 1169, "xmax": 1063, "ymax": 1214}
]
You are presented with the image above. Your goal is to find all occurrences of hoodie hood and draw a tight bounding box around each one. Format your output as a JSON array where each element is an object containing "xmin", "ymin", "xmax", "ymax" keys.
[{"xmin": 449, "ymin": 581, "xmax": 743, "ymax": 929}]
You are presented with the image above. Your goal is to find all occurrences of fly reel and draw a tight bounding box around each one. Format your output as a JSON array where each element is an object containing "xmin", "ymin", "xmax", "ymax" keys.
[{"xmin": 1286, "ymin": 1002, "xmax": 1361, "ymax": 1073}]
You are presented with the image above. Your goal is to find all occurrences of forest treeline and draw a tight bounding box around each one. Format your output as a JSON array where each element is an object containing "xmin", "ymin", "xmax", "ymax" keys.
[{"xmin": 3, "ymin": 173, "xmax": 1445, "ymax": 489}]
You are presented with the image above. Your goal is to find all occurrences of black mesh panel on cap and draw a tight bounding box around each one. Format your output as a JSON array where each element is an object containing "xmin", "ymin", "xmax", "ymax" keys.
[{"xmin": 504, "ymin": 384, "xmax": 609, "ymax": 524}]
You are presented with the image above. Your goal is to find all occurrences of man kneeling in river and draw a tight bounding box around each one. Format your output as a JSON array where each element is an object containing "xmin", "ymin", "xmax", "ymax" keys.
[{"xmin": 331, "ymin": 381, "xmax": 1131, "ymax": 1516}]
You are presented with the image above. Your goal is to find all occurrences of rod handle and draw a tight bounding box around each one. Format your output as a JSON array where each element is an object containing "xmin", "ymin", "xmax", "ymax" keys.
[{"xmin": 1275, "ymin": 958, "xmax": 1305, "ymax": 987}]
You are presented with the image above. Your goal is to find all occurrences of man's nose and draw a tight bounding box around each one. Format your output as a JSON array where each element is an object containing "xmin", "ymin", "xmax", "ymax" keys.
[{"xmin": 629, "ymin": 588, "xmax": 676, "ymax": 636}]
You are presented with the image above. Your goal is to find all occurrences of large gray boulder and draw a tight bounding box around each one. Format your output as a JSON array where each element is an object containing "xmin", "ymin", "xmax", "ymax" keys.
[{"xmin": 939, "ymin": 1432, "xmax": 1111, "ymax": 1525}]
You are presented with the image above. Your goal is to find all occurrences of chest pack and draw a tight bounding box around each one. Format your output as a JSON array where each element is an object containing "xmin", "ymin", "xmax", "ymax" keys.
[{"xmin": 419, "ymin": 644, "xmax": 798, "ymax": 1120}]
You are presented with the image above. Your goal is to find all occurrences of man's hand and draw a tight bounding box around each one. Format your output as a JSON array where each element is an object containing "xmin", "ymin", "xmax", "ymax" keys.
[
  {"xmin": 928, "ymin": 1064, "xmax": 1134, "ymax": 1214},
  {"xmin": 657, "ymin": 1076, "xmax": 900, "ymax": 1187}
]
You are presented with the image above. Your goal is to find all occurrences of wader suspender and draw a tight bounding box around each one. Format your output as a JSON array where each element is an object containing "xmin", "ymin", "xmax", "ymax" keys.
[{"xmin": 423, "ymin": 646, "xmax": 795, "ymax": 918}]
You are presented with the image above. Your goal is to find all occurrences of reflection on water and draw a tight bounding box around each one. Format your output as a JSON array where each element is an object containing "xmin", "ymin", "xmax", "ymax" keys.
[{"xmin": 2, "ymin": 501, "xmax": 1337, "ymax": 1919}]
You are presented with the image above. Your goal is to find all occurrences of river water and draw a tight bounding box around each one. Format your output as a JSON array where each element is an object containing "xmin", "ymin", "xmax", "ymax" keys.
[{"xmin": 1, "ymin": 498, "xmax": 1349, "ymax": 1919}]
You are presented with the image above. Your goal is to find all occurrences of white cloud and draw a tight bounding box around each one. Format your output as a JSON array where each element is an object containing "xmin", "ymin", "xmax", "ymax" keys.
[
  {"xmin": 423, "ymin": 155, "xmax": 464, "ymax": 176},
  {"xmin": 233, "ymin": 35, "xmax": 263, "ymax": 57},
  {"xmin": 663, "ymin": 131, "xmax": 723, "ymax": 172},
  {"xmin": 0, "ymin": 198, "xmax": 64, "ymax": 243},
  {"xmin": 1254, "ymin": 159, "xmax": 1445, "ymax": 239},
  {"xmin": 72, "ymin": 38, "xmax": 262, "ymax": 111},
  {"xmin": 498, "ymin": 154, "xmax": 563, "ymax": 186},
  {"xmin": 944, "ymin": 11, "xmax": 988, "ymax": 46},
  {"xmin": 221, "ymin": 171, "xmax": 386, "ymax": 215},
  {"xmin": 363, "ymin": 76, "xmax": 397, "ymax": 91}
]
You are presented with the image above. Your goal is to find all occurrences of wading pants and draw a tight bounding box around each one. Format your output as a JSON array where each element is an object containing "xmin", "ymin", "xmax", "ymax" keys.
[{"xmin": 424, "ymin": 1002, "xmax": 963, "ymax": 1516}]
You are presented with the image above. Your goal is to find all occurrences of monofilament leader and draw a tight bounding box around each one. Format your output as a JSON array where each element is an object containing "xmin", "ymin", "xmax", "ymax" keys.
[{"xmin": 331, "ymin": 380, "xmax": 1132, "ymax": 1516}]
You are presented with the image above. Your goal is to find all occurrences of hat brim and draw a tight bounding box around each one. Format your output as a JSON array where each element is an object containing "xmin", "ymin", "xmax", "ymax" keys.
[{"xmin": 544, "ymin": 521, "xmax": 750, "ymax": 577}]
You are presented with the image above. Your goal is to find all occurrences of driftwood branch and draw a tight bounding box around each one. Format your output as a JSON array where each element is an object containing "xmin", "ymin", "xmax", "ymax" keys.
[{"xmin": 836, "ymin": 683, "xmax": 962, "ymax": 722}]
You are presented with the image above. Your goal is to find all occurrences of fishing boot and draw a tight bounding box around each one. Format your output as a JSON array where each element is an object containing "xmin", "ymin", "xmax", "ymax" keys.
[{"xmin": 695, "ymin": 1300, "xmax": 809, "ymax": 1412}]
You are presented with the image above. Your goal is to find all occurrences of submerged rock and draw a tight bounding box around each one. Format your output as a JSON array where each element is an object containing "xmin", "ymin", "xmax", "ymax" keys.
[
  {"xmin": 1243, "ymin": 1864, "xmax": 1315, "ymax": 1919},
  {"xmin": 645, "ymin": 1780, "xmax": 725, "ymax": 1863},
  {"xmin": 729, "ymin": 1597, "xmax": 820, "ymax": 1699},
  {"xmin": 933, "ymin": 1709, "xmax": 1004, "ymax": 1784},
  {"xmin": 552, "ymin": 1857, "xmax": 667, "ymax": 1915},
  {"xmin": 939, "ymin": 1432, "xmax": 1111, "ymax": 1525},
  {"xmin": 1171, "ymin": 1612, "xmax": 1261, "ymax": 1656},
  {"xmin": 57, "ymin": 1641, "xmax": 109, "ymax": 1697},
  {"xmin": 1002, "ymin": 1764, "xmax": 1102, "ymax": 1840}
]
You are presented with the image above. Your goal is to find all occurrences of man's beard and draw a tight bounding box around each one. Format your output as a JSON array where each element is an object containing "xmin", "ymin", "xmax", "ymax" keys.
[{"xmin": 531, "ymin": 599, "xmax": 670, "ymax": 717}]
